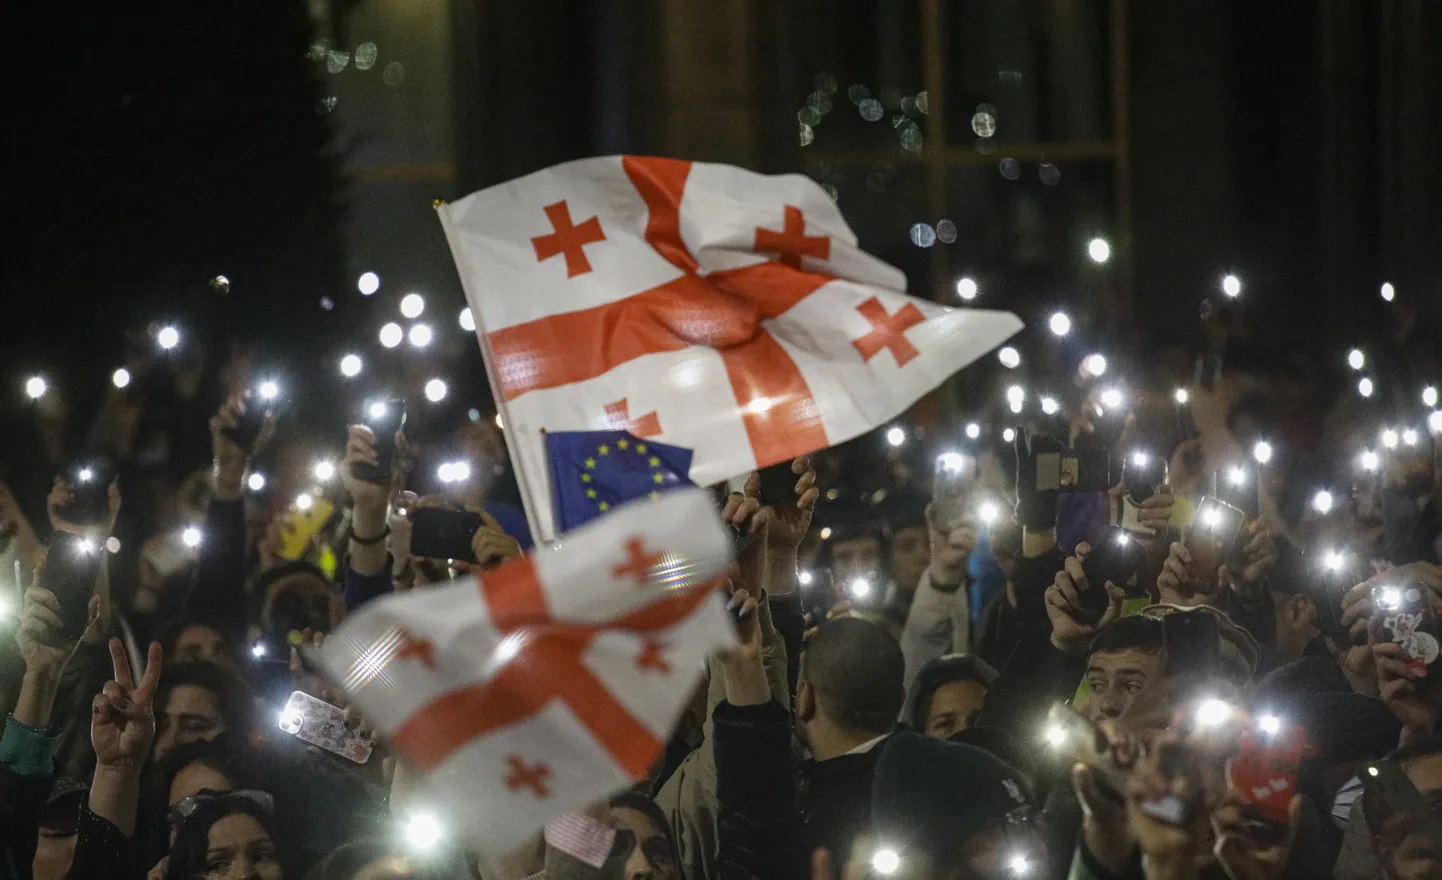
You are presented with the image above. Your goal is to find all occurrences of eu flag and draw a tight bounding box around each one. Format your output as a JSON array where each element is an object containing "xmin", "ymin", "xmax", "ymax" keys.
[{"xmin": 546, "ymin": 430, "xmax": 696, "ymax": 532}]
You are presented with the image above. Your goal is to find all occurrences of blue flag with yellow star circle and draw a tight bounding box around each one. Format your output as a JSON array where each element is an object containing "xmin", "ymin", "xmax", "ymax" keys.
[{"xmin": 545, "ymin": 430, "xmax": 697, "ymax": 532}]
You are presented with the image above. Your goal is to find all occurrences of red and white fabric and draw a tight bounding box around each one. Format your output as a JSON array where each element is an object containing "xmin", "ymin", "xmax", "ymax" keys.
[
  {"xmin": 315, "ymin": 489, "xmax": 734, "ymax": 855},
  {"xmin": 437, "ymin": 155, "xmax": 1023, "ymax": 540}
]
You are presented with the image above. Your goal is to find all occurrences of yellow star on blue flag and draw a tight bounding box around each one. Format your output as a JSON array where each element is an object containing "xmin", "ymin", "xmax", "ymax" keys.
[{"xmin": 546, "ymin": 430, "xmax": 696, "ymax": 531}]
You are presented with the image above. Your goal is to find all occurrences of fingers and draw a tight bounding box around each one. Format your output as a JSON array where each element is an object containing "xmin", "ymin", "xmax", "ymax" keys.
[
  {"xmin": 1061, "ymin": 556, "xmax": 1089, "ymax": 605},
  {"xmin": 1075, "ymin": 541, "xmax": 1093, "ymax": 562},
  {"xmin": 108, "ymin": 637, "xmax": 134, "ymax": 689},
  {"xmin": 722, "ymin": 491, "xmax": 744, "ymax": 523},
  {"xmin": 742, "ymin": 471, "xmax": 761, "ymax": 500},
  {"xmin": 135, "ymin": 642, "xmax": 163, "ymax": 702},
  {"xmin": 476, "ymin": 507, "xmax": 503, "ymax": 531},
  {"xmin": 1100, "ymin": 584, "xmax": 1127, "ymax": 626}
]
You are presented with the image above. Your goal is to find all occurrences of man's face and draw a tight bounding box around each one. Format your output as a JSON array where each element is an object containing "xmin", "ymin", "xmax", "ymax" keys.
[
  {"xmin": 1377, "ymin": 753, "xmax": 1442, "ymax": 880},
  {"xmin": 890, "ymin": 525, "xmax": 931, "ymax": 593},
  {"xmin": 610, "ymin": 805, "xmax": 678, "ymax": 880},
  {"xmin": 1079, "ymin": 649, "xmax": 1165, "ymax": 725},
  {"xmin": 172, "ymin": 624, "xmax": 229, "ymax": 667},
  {"xmin": 831, "ymin": 536, "xmax": 882, "ymax": 588},
  {"xmin": 923, "ymin": 679, "xmax": 987, "ymax": 740},
  {"xmin": 153, "ymin": 684, "xmax": 227, "ymax": 762}
]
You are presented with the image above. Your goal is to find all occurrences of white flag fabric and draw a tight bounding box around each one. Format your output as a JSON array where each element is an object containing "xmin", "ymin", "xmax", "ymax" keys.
[
  {"xmin": 315, "ymin": 489, "xmax": 735, "ymax": 855},
  {"xmin": 437, "ymin": 155, "xmax": 1023, "ymax": 541}
]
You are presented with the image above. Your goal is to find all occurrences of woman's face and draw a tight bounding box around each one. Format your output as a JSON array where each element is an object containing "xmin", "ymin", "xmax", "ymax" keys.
[
  {"xmin": 610, "ymin": 806, "xmax": 678, "ymax": 880},
  {"xmin": 924, "ymin": 679, "xmax": 988, "ymax": 740},
  {"xmin": 200, "ymin": 814, "xmax": 281, "ymax": 880}
]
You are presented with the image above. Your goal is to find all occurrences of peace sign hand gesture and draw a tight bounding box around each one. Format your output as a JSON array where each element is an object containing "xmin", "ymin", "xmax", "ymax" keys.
[{"xmin": 91, "ymin": 638, "xmax": 163, "ymax": 770}]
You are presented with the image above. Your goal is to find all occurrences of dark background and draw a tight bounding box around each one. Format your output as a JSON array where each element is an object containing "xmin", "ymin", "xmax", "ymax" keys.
[{"xmin": 2, "ymin": 0, "xmax": 1440, "ymax": 461}]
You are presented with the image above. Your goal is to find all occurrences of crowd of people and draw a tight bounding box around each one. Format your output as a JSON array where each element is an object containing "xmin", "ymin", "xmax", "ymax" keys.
[{"xmin": 0, "ymin": 329, "xmax": 1441, "ymax": 880}]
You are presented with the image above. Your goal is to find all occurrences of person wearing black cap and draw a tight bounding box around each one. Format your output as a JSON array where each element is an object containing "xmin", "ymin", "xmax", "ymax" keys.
[
  {"xmin": 811, "ymin": 493, "xmax": 907, "ymax": 626},
  {"xmin": 32, "ymin": 778, "xmax": 85, "ymax": 880}
]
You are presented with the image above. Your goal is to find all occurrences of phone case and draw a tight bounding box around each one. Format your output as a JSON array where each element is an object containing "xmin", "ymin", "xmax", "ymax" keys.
[
  {"xmin": 279, "ymin": 498, "xmax": 336, "ymax": 561},
  {"xmin": 1374, "ymin": 585, "xmax": 1440, "ymax": 677},
  {"xmin": 1227, "ymin": 727, "xmax": 1308, "ymax": 827},
  {"xmin": 278, "ymin": 691, "xmax": 373, "ymax": 764},
  {"xmin": 1185, "ymin": 498, "xmax": 1243, "ymax": 587},
  {"xmin": 1046, "ymin": 703, "xmax": 1134, "ymax": 796}
]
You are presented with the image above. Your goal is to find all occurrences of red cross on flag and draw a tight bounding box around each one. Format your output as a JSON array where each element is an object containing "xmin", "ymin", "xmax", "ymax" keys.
[
  {"xmin": 437, "ymin": 156, "xmax": 1023, "ymax": 541},
  {"xmin": 314, "ymin": 489, "xmax": 734, "ymax": 856}
]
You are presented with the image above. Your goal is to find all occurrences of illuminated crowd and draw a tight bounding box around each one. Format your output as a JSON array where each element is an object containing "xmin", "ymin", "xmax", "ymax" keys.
[{"xmin": 1, "ymin": 270, "xmax": 1440, "ymax": 880}]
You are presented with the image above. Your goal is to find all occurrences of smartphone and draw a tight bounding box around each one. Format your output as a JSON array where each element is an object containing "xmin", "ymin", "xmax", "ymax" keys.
[
  {"xmin": 1214, "ymin": 465, "xmax": 1260, "ymax": 521},
  {"xmin": 1184, "ymin": 497, "xmax": 1245, "ymax": 588},
  {"xmin": 1391, "ymin": 429, "xmax": 1438, "ymax": 499},
  {"xmin": 1140, "ymin": 737, "xmax": 1197, "ymax": 827},
  {"xmin": 353, "ymin": 399, "xmax": 407, "ymax": 484},
  {"xmin": 1309, "ymin": 547, "xmax": 1360, "ymax": 637},
  {"xmin": 1372, "ymin": 581, "xmax": 1441, "ymax": 677},
  {"xmin": 1227, "ymin": 723, "xmax": 1308, "ymax": 835},
  {"xmin": 1121, "ymin": 450, "xmax": 1168, "ymax": 534},
  {"xmin": 279, "ymin": 497, "xmax": 337, "ymax": 562},
  {"xmin": 1044, "ymin": 703, "xmax": 1131, "ymax": 797},
  {"xmin": 1082, "ymin": 527, "xmax": 1147, "ymax": 601},
  {"xmin": 410, "ymin": 507, "xmax": 483, "ymax": 562},
  {"xmin": 1030, "ymin": 445, "xmax": 1112, "ymax": 493},
  {"xmin": 756, "ymin": 461, "xmax": 799, "ymax": 507},
  {"xmin": 1362, "ymin": 758, "xmax": 1442, "ymax": 848},
  {"xmin": 224, "ymin": 389, "xmax": 284, "ymax": 451},
  {"xmin": 933, "ymin": 453, "xmax": 974, "ymax": 534},
  {"xmin": 801, "ymin": 569, "xmax": 836, "ymax": 624},
  {"xmin": 1177, "ymin": 400, "xmax": 1199, "ymax": 440},
  {"xmin": 64, "ymin": 460, "xmax": 114, "ymax": 526},
  {"xmin": 278, "ymin": 691, "xmax": 373, "ymax": 764},
  {"xmin": 39, "ymin": 531, "xmax": 103, "ymax": 638}
]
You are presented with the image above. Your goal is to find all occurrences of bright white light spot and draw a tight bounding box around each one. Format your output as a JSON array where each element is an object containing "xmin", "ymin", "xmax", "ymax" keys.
[
  {"xmin": 1379, "ymin": 586, "xmax": 1402, "ymax": 610},
  {"xmin": 848, "ymin": 577, "xmax": 872, "ymax": 599},
  {"xmin": 182, "ymin": 527, "xmax": 202, "ymax": 548},
  {"xmin": 1115, "ymin": 531, "xmax": 1130, "ymax": 545},
  {"xmin": 1381, "ymin": 282, "xmax": 1395, "ymax": 302},
  {"xmin": 252, "ymin": 643, "xmax": 267, "ymax": 658},
  {"xmin": 105, "ymin": 537, "xmax": 121, "ymax": 553},
  {"xmin": 1100, "ymin": 388, "xmax": 1124, "ymax": 410},
  {"xmin": 458, "ymin": 307, "xmax": 475, "ymax": 331},
  {"xmin": 313, "ymin": 461, "xmax": 335, "ymax": 482},
  {"xmin": 1083, "ymin": 353, "xmax": 1107, "ymax": 376},
  {"xmin": 1221, "ymin": 275, "xmax": 1242, "ymax": 298},
  {"xmin": 938, "ymin": 452, "xmax": 965, "ymax": 473},
  {"xmin": 1312, "ymin": 490, "xmax": 1333, "ymax": 514},
  {"xmin": 1403, "ymin": 429, "xmax": 1420, "ymax": 447},
  {"xmin": 965, "ymin": 422, "xmax": 981, "ymax": 439},
  {"xmin": 157, "ymin": 326, "xmax": 180, "ymax": 350},
  {"xmin": 1006, "ymin": 386, "xmax": 1025, "ymax": 407},
  {"xmin": 379, "ymin": 323, "xmax": 403, "ymax": 348},
  {"xmin": 403, "ymin": 812, "xmax": 445, "ymax": 851},
  {"xmin": 1360, "ymin": 450, "xmax": 1380, "ymax": 471},
  {"xmin": 278, "ymin": 709, "xmax": 302, "ymax": 729},
  {"xmin": 820, "ymin": 527, "xmax": 833, "ymax": 540},
  {"xmin": 493, "ymin": 633, "xmax": 524, "ymax": 664},
  {"xmin": 1430, "ymin": 411, "xmax": 1442, "ymax": 434},
  {"xmin": 979, "ymin": 501, "xmax": 999, "ymax": 524},
  {"xmin": 340, "ymin": 354, "xmax": 362, "ymax": 377},
  {"xmin": 437, "ymin": 461, "xmax": 471, "ymax": 484},
  {"xmin": 1087, "ymin": 238, "xmax": 1111, "ymax": 263},
  {"xmin": 76, "ymin": 538, "xmax": 94, "ymax": 555},
  {"xmin": 1003, "ymin": 428, "xmax": 1016, "ymax": 442},
  {"xmin": 1195, "ymin": 699, "xmax": 1232, "ymax": 727},
  {"xmin": 494, "ymin": 413, "xmax": 503, "ymax": 430},
  {"xmin": 24, "ymin": 376, "xmax": 46, "ymax": 400},
  {"xmin": 368, "ymin": 402, "xmax": 388, "ymax": 420},
  {"xmin": 798, "ymin": 570, "xmax": 814, "ymax": 586},
  {"xmin": 1040, "ymin": 396, "xmax": 1059, "ymax": 415},
  {"xmin": 1048, "ymin": 312, "xmax": 1072, "ymax": 336},
  {"xmin": 1252, "ymin": 441, "xmax": 1273, "ymax": 465},
  {"xmin": 112, "ymin": 368, "xmax": 131, "ymax": 389},
  {"xmin": 1358, "ymin": 377, "xmax": 1374, "ymax": 398},
  {"xmin": 425, "ymin": 379, "xmax": 448, "ymax": 403},
  {"xmin": 1425, "ymin": 387, "xmax": 1439, "ymax": 408},
  {"xmin": 956, "ymin": 277, "xmax": 978, "ymax": 300},
  {"xmin": 257, "ymin": 380, "xmax": 279, "ymax": 401},
  {"xmin": 1131, "ymin": 451, "xmax": 1149, "ymax": 467},
  {"xmin": 247, "ymin": 473, "xmax": 266, "ymax": 492},
  {"xmin": 77, "ymin": 468, "xmax": 93, "ymax": 483},
  {"xmin": 1203, "ymin": 509, "xmax": 1222, "ymax": 528},
  {"xmin": 1174, "ymin": 388, "xmax": 1190, "ymax": 405},
  {"xmin": 295, "ymin": 494, "xmax": 314, "ymax": 511},
  {"xmin": 1259, "ymin": 714, "xmax": 1281, "ymax": 735},
  {"xmin": 400, "ymin": 293, "xmax": 425, "ymax": 319},
  {"xmin": 1368, "ymin": 765, "xmax": 1380, "ymax": 777},
  {"xmin": 870, "ymin": 848, "xmax": 900, "ymax": 876},
  {"xmin": 1008, "ymin": 853, "xmax": 1032, "ymax": 876},
  {"xmin": 1324, "ymin": 549, "xmax": 1345, "ymax": 571},
  {"xmin": 885, "ymin": 426, "xmax": 906, "ymax": 447},
  {"xmin": 357, "ymin": 272, "xmax": 380, "ymax": 296},
  {"xmin": 998, "ymin": 346, "xmax": 1021, "ymax": 369},
  {"xmin": 408, "ymin": 324, "xmax": 433, "ymax": 348},
  {"xmin": 1348, "ymin": 349, "xmax": 1365, "ymax": 371},
  {"xmin": 1044, "ymin": 725, "xmax": 1068, "ymax": 747},
  {"xmin": 1228, "ymin": 466, "xmax": 1247, "ymax": 486},
  {"xmin": 1382, "ymin": 429, "xmax": 1400, "ymax": 449}
]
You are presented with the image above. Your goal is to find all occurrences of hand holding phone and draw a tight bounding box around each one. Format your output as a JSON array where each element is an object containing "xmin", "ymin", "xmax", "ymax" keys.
[
  {"xmin": 1083, "ymin": 527, "xmax": 1147, "ymax": 598},
  {"xmin": 410, "ymin": 507, "xmax": 483, "ymax": 563},
  {"xmin": 39, "ymin": 532, "xmax": 104, "ymax": 639},
  {"xmin": 55, "ymin": 463, "xmax": 115, "ymax": 528},
  {"xmin": 1184, "ymin": 497, "xmax": 1245, "ymax": 589},
  {"xmin": 1121, "ymin": 450, "xmax": 1168, "ymax": 535},
  {"xmin": 352, "ymin": 400, "xmax": 407, "ymax": 485},
  {"xmin": 222, "ymin": 385, "xmax": 284, "ymax": 452},
  {"xmin": 933, "ymin": 452, "xmax": 977, "ymax": 535},
  {"xmin": 1226, "ymin": 718, "xmax": 1309, "ymax": 835},
  {"xmin": 1372, "ymin": 581, "xmax": 1441, "ymax": 678},
  {"xmin": 278, "ymin": 691, "xmax": 373, "ymax": 764}
]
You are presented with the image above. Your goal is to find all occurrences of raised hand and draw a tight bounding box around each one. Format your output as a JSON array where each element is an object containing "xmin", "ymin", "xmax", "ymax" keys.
[
  {"xmin": 471, "ymin": 508, "xmax": 522, "ymax": 569},
  {"xmin": 1219, "ymin": 525, "xmax": 1276, "ymax": 602},
  {"xmin": 341, "ymin": 424, "xmax": 391, "ymax": 515},
  {"xmin": 17, "ymin": 586, "xmax": 94, "ymax": 675},
  {"xmin": 48, "ymin": 476, "xmax": 120, "ymax": 540},
  {"xmin": 1211, "ymin": 789, "xmax": 1301, "ymax": 880},
  {"xmin": 1046, "ymin": 544, "xmax": 1125, "ymax": 655},
  {"xmin": 91, "ymin": 638, "xmax": 163, "ymax": 769},
  {"xmin": 925, "ymin": 501, "xmax": 978, "ymax": 588}
]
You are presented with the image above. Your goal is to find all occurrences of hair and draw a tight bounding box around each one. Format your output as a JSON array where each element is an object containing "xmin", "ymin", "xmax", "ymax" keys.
[
  {"xmin": 157, "ymin": 615, "xmax": 237, "ymax": 663},
  {"xmin": 904, "ymin": 653, "xmax": 998, "ymax": 732},
  {"xmin": 300, "ymin": 838, "xmax": 442, "ymax": 880},
  {"xmin": 166, "ymin": 796, "xmax": 282, "ymax": 880},
  {"xmin": 610, "ymin": 790, "xmax": 673, "ymax": 845},
  {"xmin": 801, "ymin": 617, "xmax": 905, "ymax": 735},
  {"xmin": 155, "ymin": 662, "xmax": 254, "ymax": 737},
  {"xmin": 1088, "ymin": 615, "xmax": 1166, "ymax": 658},
  {"xmin": 150, "ymin": 734, "xmax": 261, "ymax": 807}
]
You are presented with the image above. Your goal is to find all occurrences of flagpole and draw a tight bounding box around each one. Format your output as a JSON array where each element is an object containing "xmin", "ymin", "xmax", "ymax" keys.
[{"xmin": 435, "ymin": 200, "xmax": 552, "ymax": 545}]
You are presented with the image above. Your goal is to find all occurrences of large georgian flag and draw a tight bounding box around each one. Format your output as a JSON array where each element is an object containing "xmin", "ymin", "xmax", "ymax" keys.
[
  {"xmin": 316, "ymin": 489, "xmax": 734, "ymax": 855},
  {"xmin": 437, "ymin": 156, "xmax": 1023, "ymax": 541}
]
